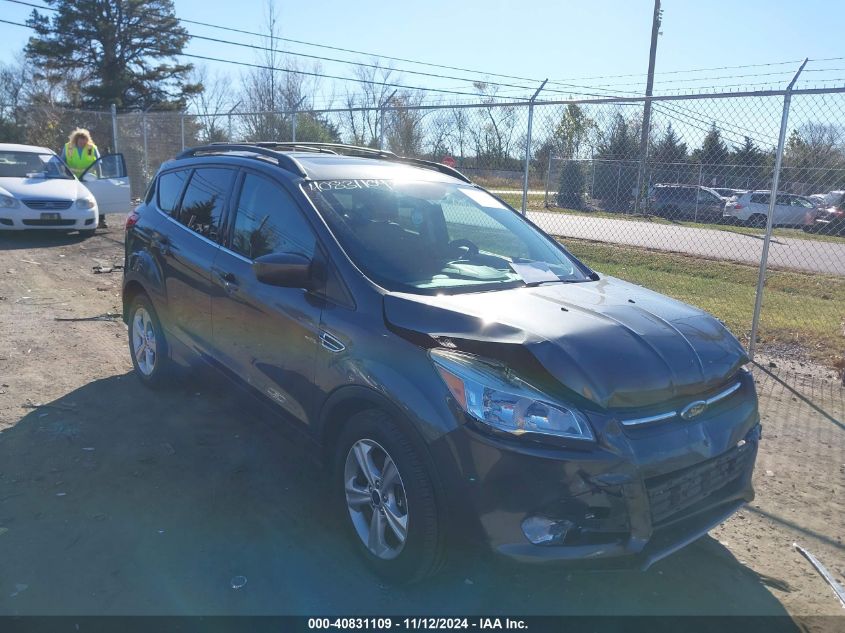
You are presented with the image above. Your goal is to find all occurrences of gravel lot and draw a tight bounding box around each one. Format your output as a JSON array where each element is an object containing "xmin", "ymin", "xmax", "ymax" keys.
[{"xmin": 0, "ymin": 225, "xmax": 843, "ymax": 624}]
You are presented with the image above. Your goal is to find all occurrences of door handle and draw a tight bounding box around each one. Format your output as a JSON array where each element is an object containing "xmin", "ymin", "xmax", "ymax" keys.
[{"xmin": 213, "ymin": 268, "xmax": 238, "ymax": 290}]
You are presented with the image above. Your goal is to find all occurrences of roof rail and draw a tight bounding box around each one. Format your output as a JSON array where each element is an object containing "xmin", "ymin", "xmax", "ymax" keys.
[
  {"xmin": 266, "ymin": 142, "xmax": 472, "ymax": 183},
  {"xmin": 248, "ymin": 142, "xmax": 339, "ymax": 155},
  {"xmin": 388, "ymin": 156, "xmax": 472, "ymax": 183},
  {"xmin": 265, "ymin": 142, "xmax": 398, "ymax": 159},
  {"xmin": 175, "ymin": 144, "xmax": 308, "ymax": 177},
  {"xmin": 177, "ymin": 142, "xmax": 472, "ymax": 183}
]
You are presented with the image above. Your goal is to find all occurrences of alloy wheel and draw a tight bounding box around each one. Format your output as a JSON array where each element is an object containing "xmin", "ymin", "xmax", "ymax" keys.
[
  {"xmin": 131, "ymin": 306, "xmax": 157, "ymax": 376},
  {"xmin": 344, "ymin": 439, "xmax": 409, "ymax": 560}
]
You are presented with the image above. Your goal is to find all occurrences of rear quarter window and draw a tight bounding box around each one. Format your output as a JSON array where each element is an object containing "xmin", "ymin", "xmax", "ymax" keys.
[{"xmin": 157, "ymin": 169, "xmax": 190, "ymax": 215}]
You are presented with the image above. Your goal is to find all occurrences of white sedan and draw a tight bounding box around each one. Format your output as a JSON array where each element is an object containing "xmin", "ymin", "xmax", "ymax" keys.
[{"xmin": 0, "ymin": 143, "xmax": 130, "ymax": 237}]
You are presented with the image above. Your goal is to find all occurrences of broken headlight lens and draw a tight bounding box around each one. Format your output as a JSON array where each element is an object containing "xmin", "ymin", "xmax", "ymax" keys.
[{"xmin": 430, "ymin": 348, "xmax": 594, "ymax": 442}]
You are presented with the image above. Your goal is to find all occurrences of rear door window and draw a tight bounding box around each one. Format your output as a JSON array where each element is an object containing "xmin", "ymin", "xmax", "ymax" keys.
[
  {"xmin": 177, "ymin": 168, "xmax": 236, "ymax": 241},
  {"xmin": 157, "ymin": 169, "xmax": 190, "ymax": 215},
  {"xmin": 750, "ymin": 193, "xmax": 770, "ymax": 205}
]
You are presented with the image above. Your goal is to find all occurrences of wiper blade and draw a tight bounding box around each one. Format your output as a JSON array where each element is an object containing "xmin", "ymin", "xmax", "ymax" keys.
[{"xmin": 523, "ymin": 278, "xmax": 587, "ymax": 287}]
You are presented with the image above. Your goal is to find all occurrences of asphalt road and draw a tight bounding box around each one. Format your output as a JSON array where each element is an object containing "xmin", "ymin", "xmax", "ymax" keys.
[{"xmin": 524, "ymin": 211, "xmax": 845, "ymax": 276}]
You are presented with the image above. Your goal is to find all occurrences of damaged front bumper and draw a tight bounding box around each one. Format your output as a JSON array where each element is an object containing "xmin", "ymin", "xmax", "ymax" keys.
[{"xmin": 437, "ymin": 372, "xmax": 760, "ymax": 570}]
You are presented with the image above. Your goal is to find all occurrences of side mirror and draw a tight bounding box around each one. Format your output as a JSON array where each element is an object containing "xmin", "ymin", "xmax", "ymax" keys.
[{"xmin": 253, "ymin": 252, "xmax": 312, "ymax": 288}]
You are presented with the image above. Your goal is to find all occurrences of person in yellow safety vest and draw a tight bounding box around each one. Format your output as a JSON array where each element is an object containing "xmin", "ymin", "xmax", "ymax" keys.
[{"xmin": 60, "ymin": 128, "xmax": 105, "ymax": 227}]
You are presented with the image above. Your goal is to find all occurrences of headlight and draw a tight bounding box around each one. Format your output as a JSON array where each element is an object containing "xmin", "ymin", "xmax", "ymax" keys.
[
  {"xmin": 430, "ymin": 348, "xmax": 595, "ymax": 442},
  {"xmin": 76, "ymin": 197, "xmax": 96, "ymax": 210},
  {"xmin": 0, "ymin": 194, "xmax": 19, "ymax": 209}
]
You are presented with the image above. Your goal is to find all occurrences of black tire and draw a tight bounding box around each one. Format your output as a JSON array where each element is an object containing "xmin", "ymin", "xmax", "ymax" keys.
[
  {"xmin": 334, "ymin": 409, "xmax": 446, "ymax": 583},
  {"xmin": 747, "ymin": 214, "xmax": 767, "ymax": 228},
  {"xmin": 127, "ymin": 293, "xmax": 172, "ymax": 389},
  {"xmin": 79, "ymin": 229, "xmax": 96, "ymax": 238}
]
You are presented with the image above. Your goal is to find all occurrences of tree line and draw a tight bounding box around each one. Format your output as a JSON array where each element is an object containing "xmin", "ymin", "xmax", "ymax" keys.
[{"xmin": 1, "ymin": 0, "xmax": 843, "ymax": 204}]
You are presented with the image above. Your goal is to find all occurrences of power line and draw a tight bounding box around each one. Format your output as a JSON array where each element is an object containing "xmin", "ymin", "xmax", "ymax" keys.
[
  {"xmin": 0, "ymin": 16, "xmax": 537, "ymax": 101},
  {"xmin": 9, "ymin": 0, "xmax": 835, "ymax": 100},
  {"xmin": 1, "ymin": 0, "xmax": 552, "ymax": 89},
  {"xmin": 547, "ymin": 57, "xmax": 845, "ymax": 85}
]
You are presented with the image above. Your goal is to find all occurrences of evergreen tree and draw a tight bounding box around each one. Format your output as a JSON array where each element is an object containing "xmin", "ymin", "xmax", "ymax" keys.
[
  {"xmin": 26, "ymin": 0, "xmax": 199, "ymax": 110},
  {"xmin": 651, "ymin": 124, "xmax": 688, "ymax": 165},
  {"xmin": 593, "ymin": 112, "xmax": 640, "ymax": 206},
  {"xmin": 695, "ymin": 123, "xmax": 729, "ymax": 166},
  {"xmin": 732, "ymin": 136, "xmax": 764, "ymax": 166},
  {"xmin": 556, "ymin": 160, "xmax": 585, "ymax": 209}
]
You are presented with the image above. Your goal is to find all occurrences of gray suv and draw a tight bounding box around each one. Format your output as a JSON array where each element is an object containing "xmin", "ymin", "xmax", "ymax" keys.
[
  {"xmin": 123, "ymin": 143, "xmax": 760, "ymax": 582},
  {"xmin": 648, "ymin": 184, "xmax": 725, "ymax": 222}
]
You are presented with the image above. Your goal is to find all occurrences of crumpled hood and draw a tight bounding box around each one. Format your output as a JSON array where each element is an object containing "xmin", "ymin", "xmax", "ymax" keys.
[
  {"xmin": 0, "ymin": 176, "xmax": 85, "ymax": 201},
  {"xmin": 383, "ymin": 276, "xmax": 747, "ymax": 410}
]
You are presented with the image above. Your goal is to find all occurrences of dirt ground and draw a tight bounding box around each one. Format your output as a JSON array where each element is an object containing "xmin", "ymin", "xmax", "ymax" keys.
[{"xmin": 0, "ymin": 224, "xmax": 843, "ymax": 625}]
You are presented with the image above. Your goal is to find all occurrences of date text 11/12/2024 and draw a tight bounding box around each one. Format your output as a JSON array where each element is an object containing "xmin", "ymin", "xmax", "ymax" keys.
[{"xmin": 307, "ymin": 618, "xmax": 528, "ymax": 630}]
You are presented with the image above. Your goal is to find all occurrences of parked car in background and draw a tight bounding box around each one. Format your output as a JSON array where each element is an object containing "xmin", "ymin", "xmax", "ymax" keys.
[
  {"xmin": 123, "ymin": 142, "xmax": 760, "ymax": 582},
  {"xmin": 712, "ymin": 187, "xmax": 746, "ymax": 200},
  {"xmin": 0, "ymin": 143, "xmax": 130, "ymax": 236},
  {"xmin": 806, "ymin": 198, "xmax": 845, "ymax": 235},
  {"xmin": 722, "ymin": 191, "xmax": 817, "ymax": 228},
  {"xmin": 808, "ymin": 194, "xmax": 828, "ymax": 208},
  {"xmin": 819, "ymin": 190, "xmax": 845, "ymax": 208},
  {"xmin": 648, "ymin": 184, "xmax": 725, "ymax": 221}
]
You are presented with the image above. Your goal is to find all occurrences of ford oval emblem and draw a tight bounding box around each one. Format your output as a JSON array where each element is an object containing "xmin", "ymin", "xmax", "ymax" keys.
[{"xmin": 680, "ymin": 400, "xmax": 708, "ymax": 420}]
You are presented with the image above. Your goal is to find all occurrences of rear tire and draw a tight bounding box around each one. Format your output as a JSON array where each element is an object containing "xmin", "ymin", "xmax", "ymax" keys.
[
  {"xmin": 334, "ymin": 409, "xmax": 446, "ymax": 584},
  {"xmin": 127, "ymin": 293, "xmax": 172, "ymax": 389},
  {"xmin": 747, "ymin": 214, "xmax": 768, "ymax": 228}
]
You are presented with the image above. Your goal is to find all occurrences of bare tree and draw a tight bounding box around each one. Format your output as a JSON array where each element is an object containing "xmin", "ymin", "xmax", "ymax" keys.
[
  {"xmin": 384, "ymin": 90, "xmax": 426, "ymax": 156},
  {"xmin": 189, "ymin": 65, "xmax": 233, "ymax": 142},
  {"xmin": 469, "ymin": 82, "xmax": 518, "ymax": 167},
  {"xmin": 342, "ymin": 61, "xmax": 397, "ymax": 147},
  {"xmin": 238, "ymin": 0, "xmax": 336, "ymax": 142}
]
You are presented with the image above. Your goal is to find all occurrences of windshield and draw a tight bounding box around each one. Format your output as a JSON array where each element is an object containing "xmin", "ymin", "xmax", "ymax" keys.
[
  {"xmin": 0, "ymin": 151, "xmax": 74, "ymax": 180},
  {"xmin": 303, "ymin": 179, "xmax": 593, "ymax": 294}
]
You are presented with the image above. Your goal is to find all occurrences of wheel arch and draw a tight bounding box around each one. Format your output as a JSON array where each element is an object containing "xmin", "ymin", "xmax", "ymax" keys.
[{"xmin": 319, "ymin": 385, "xmax": 435, "ymax": 467}]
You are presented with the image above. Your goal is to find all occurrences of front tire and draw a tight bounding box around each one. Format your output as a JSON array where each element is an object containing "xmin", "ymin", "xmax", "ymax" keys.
[
  {"xmin": 335, "ymin": 410, "xmax": 445, "ymax": 583},
  {"xmin": 79, "ymin": 229, "xmax": 96, "ymax": 238},
  {"xmin": 127, "ymin": 293, "xmax": 172, "ymax": 388}
]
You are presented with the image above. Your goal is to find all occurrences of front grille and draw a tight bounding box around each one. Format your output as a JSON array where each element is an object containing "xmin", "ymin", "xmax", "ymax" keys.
[
  {"xmin": 646, "ymin": 443, "xmax": 753, "ymax": 525},
  {"xmin": 21, "ymin": 219, "xmax": 76, "ymax": 226},
  {"xmin": 23, "ymin": 199, "xmax": 73, "ymax": 210}
]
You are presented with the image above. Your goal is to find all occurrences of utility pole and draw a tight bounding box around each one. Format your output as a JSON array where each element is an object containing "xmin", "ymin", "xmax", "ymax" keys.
[{"xmin": 633, "ymin": 0, "xmax": 661, "ymax": 215}]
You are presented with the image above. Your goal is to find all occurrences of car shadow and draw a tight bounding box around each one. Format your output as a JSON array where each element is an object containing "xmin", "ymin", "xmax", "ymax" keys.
[
  {"xmin": 0, "ymin": 230, "xmax": 91, "ymax": 251},
  {"xmin": 0, "ymin": 372, "xmax": 797, "ymax": 621}
]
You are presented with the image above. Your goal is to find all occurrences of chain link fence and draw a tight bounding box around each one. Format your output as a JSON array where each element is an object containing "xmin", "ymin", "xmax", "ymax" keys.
[{"xmin": 5, "ymin": 86, "xmax": 844, "ymax": 404}]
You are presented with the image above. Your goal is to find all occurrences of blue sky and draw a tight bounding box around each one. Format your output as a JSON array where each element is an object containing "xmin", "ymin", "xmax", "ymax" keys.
[{"xmin": 1, "ymin": 0, "xmax": 843, "ymax": 106}]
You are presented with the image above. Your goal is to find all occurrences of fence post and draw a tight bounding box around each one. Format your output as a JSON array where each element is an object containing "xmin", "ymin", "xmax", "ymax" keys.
[
  {"xmin": 142, "ymin": 111, "xmax": 149, "ymax": 188},
  {"xmin": 180, "ymin": 113, "xmax": 185, "ymax": 150},
  {"xmin": 291, "ymin": 109, "xmax": 297, "ymax": 142},
  {"xmin": 110, "ymin": 103, "xmax": 118, "ymax": 154},
  {"xmin": 615, "ymin": 163, "xmax": 622, "ymax": 208},
  {"xmin": 590, "ymin": 151, "xmax": 595, "ymax": 199},
  {"xmin": 378, "ymin": 89, "xmax": 398, "ymax": 151},
  {"xmin": 695, "ymin": 163, "xmax": 703, "ymax": 222},
  {"xmin": 521, "ymin": 79, "xmax": 547, "ymax": 215},
  {"xmin": 544, "ymin": 152, "xmax": 553, "ymax": 208},
  {"xmin": 749, "ymin": 59, "xmax": 808, "ymax": 360}
]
